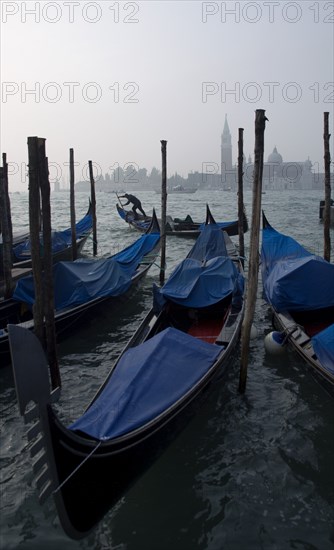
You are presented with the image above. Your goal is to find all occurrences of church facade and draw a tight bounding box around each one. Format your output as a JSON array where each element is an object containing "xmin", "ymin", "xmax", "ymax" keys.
[
  {"xmin": 245, "ymin": 146, "xmax": 314, "ymax": 191},
  {"xmin": 188, "ymin": 116, "xmax": 327, "ymax": 191}
]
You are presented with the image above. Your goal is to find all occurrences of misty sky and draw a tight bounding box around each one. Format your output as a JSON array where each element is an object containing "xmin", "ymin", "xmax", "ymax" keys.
[{"xmin": 1, "ymin": 0, "xmax": 333, "ymax": 189}]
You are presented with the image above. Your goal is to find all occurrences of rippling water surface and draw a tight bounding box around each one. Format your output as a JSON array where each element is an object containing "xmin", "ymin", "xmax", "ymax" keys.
[{"xmin": 1, "ymin": 190, "xmax": 333, "ymax": 550}]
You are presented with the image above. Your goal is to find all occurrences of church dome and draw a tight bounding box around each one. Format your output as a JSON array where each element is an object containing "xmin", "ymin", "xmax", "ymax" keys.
[{"xmin": 267, "ymin": 146, "xmax": 283, "ymax": 164}]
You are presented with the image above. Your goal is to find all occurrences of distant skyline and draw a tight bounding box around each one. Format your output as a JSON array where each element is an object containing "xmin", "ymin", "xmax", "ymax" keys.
[{"xmin": 1, "ymin": 1, "xmax": 333, "ymax": 190}]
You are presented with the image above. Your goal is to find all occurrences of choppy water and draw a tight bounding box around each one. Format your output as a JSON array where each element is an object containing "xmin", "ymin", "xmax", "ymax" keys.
[{"xmin": 0, "ymin": 189, "xmax": 333, "ymax": 550}]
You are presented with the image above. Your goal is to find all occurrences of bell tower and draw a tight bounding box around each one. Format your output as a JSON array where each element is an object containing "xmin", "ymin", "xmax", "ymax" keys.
[{"xmin": 221, "ymin": 115, "xmax": 232, "ymax": 183}]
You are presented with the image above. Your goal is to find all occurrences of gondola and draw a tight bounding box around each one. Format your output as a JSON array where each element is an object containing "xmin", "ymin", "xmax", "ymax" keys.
[
  {"xmin": 9, "ymin": 216, "xmax": 245, "ymax": 540},
  {"xmin": 0, "ymin": 201, "xmax": 94, "ymax": 294},
  {"xmin": 116, "ymin": 202, "xmax": 248, "ymax": 237},
  {"xmin": 0, "ymin": 201, "xmax": 93, "ymax": 276},
  {"xmin": 1, "ymin": 211, "xmax": 160, "ymax": 365},
  {"xmin": 11, "ymin": 201, "xmax": 93, "ymax": 268},
  {"xmin": 261, "ymin": 213, "xmax": 334, "ymax": 395}
]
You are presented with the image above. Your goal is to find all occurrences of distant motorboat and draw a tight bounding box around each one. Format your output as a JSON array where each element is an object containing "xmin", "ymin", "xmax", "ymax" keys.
[{"xmin": 154, "ymin": 185, "xmax": 197, "ymax": 194}]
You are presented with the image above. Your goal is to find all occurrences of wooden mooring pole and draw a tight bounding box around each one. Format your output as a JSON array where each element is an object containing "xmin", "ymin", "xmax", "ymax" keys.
[
  {"xmin": 323, "ymin": 112, "xmax": 331, "ymax": 262},
  {"xmin": 88, "ymin": 160, "xmax": 97, "ymax": 256},
  {"xmin": 27, "ymin": 137, "xmax": 61, "ymax": 389},
  {"xmin": 160, "ymin": 140, "xmax": 167, "ymax": 285},
  {"xmin": 40, "ymin": 153, "xmax": 60, "ymax": 388},
  {"xmin": 27, "ymin": 137, "xmax": 44, "ymax": 345},
  {"xmin": 1, "ymin": 153, "xmax": 13, "ymax": 243},
  {"xmin": 238, "ymin": 128, "xmax": 245, "ymax": 268},
  {"xmin": 69, "ymin": 148, "xmax": 77, "ymax": 260},
  {"xmin": 239, "ymin": 110, "xmax": 268, "ymax": 394},
  {"xmin": 0, "ymin": 153, "xmax": 13, "ymax": 298}
]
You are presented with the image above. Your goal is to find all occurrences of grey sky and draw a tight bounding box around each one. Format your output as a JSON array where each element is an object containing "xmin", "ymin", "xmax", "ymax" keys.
[{"xmin": 1, "ymin": 0, "xmax": 333, "ymax": 189}]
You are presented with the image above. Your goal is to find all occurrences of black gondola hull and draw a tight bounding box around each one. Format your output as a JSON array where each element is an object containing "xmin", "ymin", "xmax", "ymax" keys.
[
  {"xmin": 271, "ymin": 307, "xmax": 334, "ymax": 396},
  {"xmin": 45, "ymin": 329, "xmax": 240, "ymax": 538},
  {"xmin": 262, "ymin": 212, "xmax": 334, "ymax": 396},
  {"xmin": 9, "ymin": 220, "xmax": 244, "ymax": 539},
  {"xmin": 116, "ymin": 204, "xmax": 248, "ymax": 237}
]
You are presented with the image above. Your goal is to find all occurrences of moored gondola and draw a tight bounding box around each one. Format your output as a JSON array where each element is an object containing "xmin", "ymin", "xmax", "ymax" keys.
[
  {"xmin": 261, "ymin": 212, "xmax": 334, "ymax": 395},
  {"xmin": 9, "ymin": 217, "xmax": 245, "ymax": 539},
  {"xmin": 11, "ymin": 201, "xmax": 93, "ymax": 267}
]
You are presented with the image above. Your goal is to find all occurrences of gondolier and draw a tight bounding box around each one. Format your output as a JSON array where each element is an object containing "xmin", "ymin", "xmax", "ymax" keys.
[{"xmin": 120, "ymin": 194, "xmax": 146, "ymax": 218}]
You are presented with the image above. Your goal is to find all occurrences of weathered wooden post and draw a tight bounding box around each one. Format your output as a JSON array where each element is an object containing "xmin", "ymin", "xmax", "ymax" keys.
[
  {"xmin": 323, "ymin": 112, "xmax": 331, "ymax": 262},
  {"xmin": 27, "ymin": 137, "xmax": 44, "ymax": 345},
  {"xmin": 0, "ymin": 154, "xmax": 13, "ymax": 298},
  {"xmin": 40, "ymin": 150, "xmax": 60, "ymax": 389},
  {"xmin": 160, "ymin": 140, "xmax": 167, "ymax": 285},
  {"xmin": 88, "ymin": 160, "xmax": 97, "ymax": 256},
  {"xmin": 239, "ymin": 110, "xmax": 267, "ymax": 394},
  {"xmin": 69, "ymin": 148, "xmax": 77, "ymax": 260},
  {"xmin": 2, "ymin": 153, "xmax": 13, "ymax": 242},
  {"xmin": 238, "ymin": 128, "xmax": 245, "ymax": 268},
  {"xmin": 27, "ymin": 137, "xmax": 61, "ymax": 389}
]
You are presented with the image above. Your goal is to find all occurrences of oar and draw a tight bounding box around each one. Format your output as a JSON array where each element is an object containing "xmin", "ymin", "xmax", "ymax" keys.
[
  {"xmin": 116, "ymin": 192, "xmax": 131, "ymax": 223},
  {"xmin": 116, "ymin": 191, "xmax": 124, "ymax": 208}
]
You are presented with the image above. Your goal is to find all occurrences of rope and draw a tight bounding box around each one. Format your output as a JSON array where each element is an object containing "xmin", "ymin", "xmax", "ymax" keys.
[
  {"xmin": 53, "ymin": 441, "xmax": 102, "ymax": 494},
  {"xmin": 153, "ymin": 261, "xmax": 166, "ymax": 270}
]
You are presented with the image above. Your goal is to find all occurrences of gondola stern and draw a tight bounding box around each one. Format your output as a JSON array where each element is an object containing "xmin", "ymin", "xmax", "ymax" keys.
[
  {"xmin": 205, "ymin": 204, "xmax": 217, "ymax": 225},
  {"xmin": 86, "ymin": 198, "xmax": 93, "ymax": 217},
  {"xmin": 146, "ymin": 208, "xmax": 161, "ymax": 234},
  {"xmin": 262, "ymin": 210, "xmax": 271, "ymax": 229}
]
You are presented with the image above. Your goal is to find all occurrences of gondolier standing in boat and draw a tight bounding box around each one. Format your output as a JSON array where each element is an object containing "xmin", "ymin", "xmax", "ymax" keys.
[{"xmin": 120, "ymin": 194, "xmax": 146, "ymax": 219}]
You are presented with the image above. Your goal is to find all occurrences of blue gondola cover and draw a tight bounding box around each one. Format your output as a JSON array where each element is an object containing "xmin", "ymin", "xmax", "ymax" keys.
[
  {"xmin": 155, "ymin": 257, "xmax": 240, "ymax": 309},
  {"xmin": 312, "ymin": 324, "xmax": 334, "ymax": 374},
  {"xmin": 261, "ymin": 223, "xmax": 334, "ymax": 311},
  {"xmin": 69, "ymin": 327, "xmax": 222, "ymax": 440},
  {"xmin": 154, "ymin": 224, "xmax": 241, "ymax": 310},
  {"xmin": 188, "ymin": 223, "xmax": 228, "ymax": 260},
  {"xmin": 13, "ymin": 211, "xmax": 93, "ymax": 260},
  {"xmin": 12, "ymin": 233, "xmax": 159, "ymax": 310}
]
